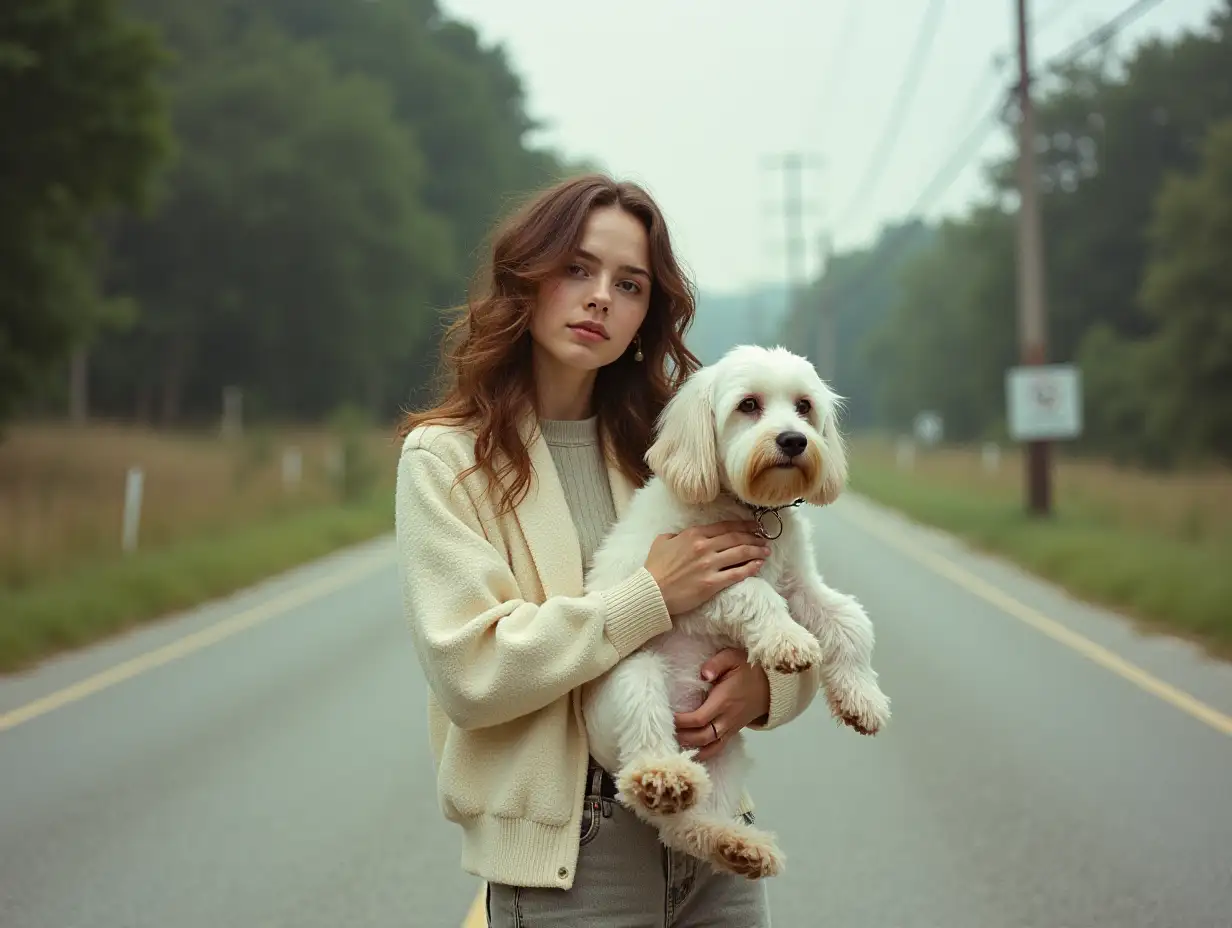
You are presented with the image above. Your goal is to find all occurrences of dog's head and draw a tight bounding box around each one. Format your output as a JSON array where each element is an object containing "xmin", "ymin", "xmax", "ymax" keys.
[{"xmin": 645, "ymin": 344, "xmax": 848, "ymax": 508}]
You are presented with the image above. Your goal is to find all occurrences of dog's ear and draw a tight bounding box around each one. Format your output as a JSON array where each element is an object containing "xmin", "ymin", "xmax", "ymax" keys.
[
  {"xmin": 646, "ymin": 367, "xmax": 720, "ymax": 505},
  {"xmin": 807, "ymin": 413, "xmax": 848, "ymax": 506}
]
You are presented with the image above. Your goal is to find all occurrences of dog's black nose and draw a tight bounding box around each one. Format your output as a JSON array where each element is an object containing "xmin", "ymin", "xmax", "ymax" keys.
[{"xmin": 776, "ymin": 431, "xmax": 807, "ymax": 457}]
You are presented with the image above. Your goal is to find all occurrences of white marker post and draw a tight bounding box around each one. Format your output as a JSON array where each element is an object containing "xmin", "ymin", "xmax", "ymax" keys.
[
  {"xmin": 981, "ymin": 442, "xmax": 1002, "ymax": 475},
  {"xmin": 895, "ymin": 437, "xmax": 916, "ymax": 471},
  {"xmin": 122, "ymin": 467, "xmax": 144, "ymax": 554},
  {"xmin": 325, "ymin": 444, "xmax": 344, "ymax": 480},
  {"xmin": 221, "ymin": 386, "xmax": 243, "ymax": 439},
  {"xmin": 282, "ymin": 447, "xmax": 302, "ymax": 493}
]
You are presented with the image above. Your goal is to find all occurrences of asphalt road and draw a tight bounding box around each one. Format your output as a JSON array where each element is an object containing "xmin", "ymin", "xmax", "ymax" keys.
[{"xmin": 2, "ymin": 495, "xmax": 1230, "ymax": 928}]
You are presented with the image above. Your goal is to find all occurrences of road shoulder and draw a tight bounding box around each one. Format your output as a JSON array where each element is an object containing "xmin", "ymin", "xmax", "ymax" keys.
[{"xmin": 832, "ymin": 493, "xmax": 1232, "ymax": 728}]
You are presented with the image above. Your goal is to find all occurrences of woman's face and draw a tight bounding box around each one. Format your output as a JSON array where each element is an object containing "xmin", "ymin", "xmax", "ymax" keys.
[{"xmin": 530, "ymin": 205, "xmax": 652, "ymax": 377}]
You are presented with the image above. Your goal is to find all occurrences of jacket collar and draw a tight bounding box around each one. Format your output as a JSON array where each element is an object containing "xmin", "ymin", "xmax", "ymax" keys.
[{"xmin": 516, "ymin": 415, "xmax": 635, "ymax": 599}]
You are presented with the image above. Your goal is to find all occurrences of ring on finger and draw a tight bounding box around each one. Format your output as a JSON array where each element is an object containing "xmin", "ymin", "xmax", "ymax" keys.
[{"xmin": 710, "ymin": 720, "xmax": 720, "ymax": 742}]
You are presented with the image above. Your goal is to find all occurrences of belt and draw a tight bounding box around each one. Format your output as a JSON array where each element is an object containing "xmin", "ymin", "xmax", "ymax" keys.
[{"xmin": 585, "ymin": 758, "xmax": 619, "ymax": 800}]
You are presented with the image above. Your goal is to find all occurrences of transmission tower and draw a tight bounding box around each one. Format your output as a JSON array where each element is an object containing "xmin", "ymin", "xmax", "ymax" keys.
[{"xmin": 761, "ymin": 152, "xmax": 823, "ymax": 361}]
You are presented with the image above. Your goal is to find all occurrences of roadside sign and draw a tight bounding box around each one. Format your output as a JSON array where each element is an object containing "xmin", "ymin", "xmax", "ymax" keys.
[{"xmin": 1006, "ymin": 364, "xmax": 1082, "ymax": 441}]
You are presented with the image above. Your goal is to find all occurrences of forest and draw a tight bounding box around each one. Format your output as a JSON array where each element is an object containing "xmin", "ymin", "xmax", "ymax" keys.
[{"xmin": 2, "ymin": 0, "xmax": 584, "ymax": 430}]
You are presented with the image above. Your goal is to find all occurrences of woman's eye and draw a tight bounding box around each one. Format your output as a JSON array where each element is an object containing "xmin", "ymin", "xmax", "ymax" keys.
[
  {"xmin": 617, "ymin": 280, "xmax": 641, "ymax": 294},
  {"xmin": 567, "ymin": 263, "xmax": 587, "ymax": 277},
  {"xmin": 738, "ymin": 397, "xmax": 760, "ymax": 414}
]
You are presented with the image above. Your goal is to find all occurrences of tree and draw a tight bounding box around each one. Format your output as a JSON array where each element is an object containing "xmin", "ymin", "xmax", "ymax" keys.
[
  {"xmin": 779, "ymin": 220, "xmax": 935, "ymax": 431},
  {"xmin": 1139, "ymin": 117, "xmax": 1232, "ymax": 461},
  {"xmin": 81, "ymin": 0, "xmax": 568, "ymax": 424},
  {"xmin": 98, "ymin": 25, "xmax": 454, "ymax": 423},
  {"xmin": 220, "ymin": 0, "xmax": 562, "ymax": 273},
  {"xmin": 861, "ymin": 209, "xmax": 1017, "ymax": 440},
  {"xmin": 0, "ymin": 0, "xmax": 171, "ymax": 425}
]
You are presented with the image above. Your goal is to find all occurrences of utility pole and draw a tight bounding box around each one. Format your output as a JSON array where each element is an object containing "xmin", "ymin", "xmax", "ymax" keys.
[
  {"xmin": 762, "ymin": 152, "xmax": 822, "ymax": 358},
  {"xmin": 815, "ymin": 233, "xmax": 836, "ymax": 382},
  {"xmin": 779, "ymin": 152, "xmax": 809, "ymax": 292},
  {"xmin": 1015, "ymin": 0, "xmax": 1051, "ymax": 516},
  {"xmin": 69, "ymin": 346, "xmax": 88, "ymax": 425}
]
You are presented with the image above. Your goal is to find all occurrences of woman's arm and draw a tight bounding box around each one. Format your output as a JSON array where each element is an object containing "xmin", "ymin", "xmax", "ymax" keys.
[{"xmin": 396, "ymin": 446, "xmax": 672, "ymax": 731}]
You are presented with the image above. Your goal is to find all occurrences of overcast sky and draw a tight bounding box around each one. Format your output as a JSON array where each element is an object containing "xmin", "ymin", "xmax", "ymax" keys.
[{"xmin": 439, "ymin": 0, "xmax": 1224, "ymax": 295}]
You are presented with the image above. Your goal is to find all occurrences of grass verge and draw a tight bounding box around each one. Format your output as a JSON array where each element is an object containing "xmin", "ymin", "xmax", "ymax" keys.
[
  {"xmin": 0, "ymin": 494, "xmax": 392, "ymax": 674},
  {"xmin": 849, "ymin": 439, "xmax": 1232, "ymax": 657}
]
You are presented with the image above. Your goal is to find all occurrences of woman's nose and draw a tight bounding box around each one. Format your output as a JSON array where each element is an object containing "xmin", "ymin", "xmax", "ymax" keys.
[{"xmin": 586, "ymin": 275, "xmax": 612, "ymax": 312}]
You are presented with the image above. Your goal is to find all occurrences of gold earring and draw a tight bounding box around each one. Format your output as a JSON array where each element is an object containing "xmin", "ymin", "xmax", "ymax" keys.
[{"xmin": 634, "ymin": 335, "xmax": 644, "ymax": 362}]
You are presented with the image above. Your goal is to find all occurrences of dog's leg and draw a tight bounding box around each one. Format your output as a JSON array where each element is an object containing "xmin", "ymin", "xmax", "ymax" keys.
[
  {"xmin": 655, "ymin": 739, "xmax": 785, "ymax": 880},
  {"xmin": 700, "ymin": 577, "xmax": 824, "ymax": 675},
  {"xmin": 781, "ymin": 534, "xmax": 890, "ymax": 735},
  {"xmin": 589, "ymin": 651, "xmax": 711, "ymax": 817}
]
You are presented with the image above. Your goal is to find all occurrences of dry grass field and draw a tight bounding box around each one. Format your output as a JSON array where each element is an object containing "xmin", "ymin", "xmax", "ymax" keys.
[
  {"xmin": 847, "ymin": 436, "xmax": 1232, "ymax": 654},
  {"xmin": 0, "ymin": 422, "xmax": 400, "ymax": 671},
  {"xmin": 7, "ymin": 424, "xmax": 1227, "ymax": 670}
]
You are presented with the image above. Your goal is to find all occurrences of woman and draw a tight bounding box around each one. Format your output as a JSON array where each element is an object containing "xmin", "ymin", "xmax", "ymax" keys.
[{"xmin": 395, "ymin": 173, "xmax": 821, "ymax": 925}]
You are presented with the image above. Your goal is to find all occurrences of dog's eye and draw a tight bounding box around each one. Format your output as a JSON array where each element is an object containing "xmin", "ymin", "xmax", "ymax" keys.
[
  {"xmin": 795, "ymin": 398, "xmax": 812, "ymax": 416},
  {"xmin": 737, "ymin": 397, "xmax": 760, "ymax": 415}
]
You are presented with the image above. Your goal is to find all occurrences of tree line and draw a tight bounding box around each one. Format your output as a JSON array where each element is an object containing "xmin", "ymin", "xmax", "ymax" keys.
[
  {"xmin": 783, "ymin": 3, "xmax": 1232, "ymax": 468},
  {"xmin": 2, "ymin": 0, "xmax": 583, "ymax": 431}
]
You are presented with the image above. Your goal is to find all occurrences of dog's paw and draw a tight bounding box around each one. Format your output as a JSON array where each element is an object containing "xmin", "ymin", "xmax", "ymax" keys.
[
  {"xmin": 714, "ymin": 829, "xmax": 784, "ymax": 880},
  {"xmin": 617, "ymin": 754, "xmax": 710, "ymax": 816},
  {"xmin": 752, "ymin": 625, "xmax": 824, "ymax": 675},
  {"xmin": 827, "ymin": 676, "xmax": 891, "ymax": 736}
]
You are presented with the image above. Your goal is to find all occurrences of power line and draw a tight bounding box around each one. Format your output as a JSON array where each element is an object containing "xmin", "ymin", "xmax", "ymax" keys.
[
  {"xmin": 831, "ymin": 0, "xmax": 948, "ymax": 229},
  {"xmin": 874, "ymin": 0, "xmax": 1171, "ymax": 242},
  {"xmin": 909, "ymin": 100, "xmax": 1006, "ymax": 215},
  {"xmin": 941, "ymin": 0, "xmax": 1081, "ymax": 145},
  {"xmin": 815, "ymin": 0, "xmax": 863, "ymax": 129},
  {"xmin": 1036, "ymin": 0, "xmax": 1083, "ymax": 33},
  {"xmin": 825, "ymin": 0, "xmax": 1105, "ymax": 237},
  {"xmin": 1048, "ymin": 0, "xmax": 1168, "ymax": 63},
  {"xmin": 940, "ymin": 53, "xmax": 1011, "ymax": 149},
  {"xmin": 819, "ymin": 0, "xmax": 1170, "ymax": 313}
]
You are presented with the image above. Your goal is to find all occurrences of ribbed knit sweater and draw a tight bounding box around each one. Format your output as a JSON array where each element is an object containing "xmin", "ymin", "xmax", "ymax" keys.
[{"xmin": 539, "ymin": 416, "xmax": 617, "ymax": 570}]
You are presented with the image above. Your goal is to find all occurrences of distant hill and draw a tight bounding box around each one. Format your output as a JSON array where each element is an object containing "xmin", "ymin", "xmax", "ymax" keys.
[{"xmin": 687, "ymin": 282, "xmax": 794, "ymax": 364}]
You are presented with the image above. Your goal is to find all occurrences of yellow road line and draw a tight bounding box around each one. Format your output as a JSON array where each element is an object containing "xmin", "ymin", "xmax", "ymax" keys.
[
  {"xmin": 843, "ymin": 506, "xmax": 1232, "ymax": 738},
  {"xmin": 462, "ymin": 887, "xmax": 486, "ymax": 927},
  {"xmin": 0, "ymin": 554, "xmax": 392, "ymax": 734}
]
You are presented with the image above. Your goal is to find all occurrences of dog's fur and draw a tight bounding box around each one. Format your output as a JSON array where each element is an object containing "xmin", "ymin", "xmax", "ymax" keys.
[{"xmin": 581, "ymin": 344, "xmax": 891, "ymax": 879}]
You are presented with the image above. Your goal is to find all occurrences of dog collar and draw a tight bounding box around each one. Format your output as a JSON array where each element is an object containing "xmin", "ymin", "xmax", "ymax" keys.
[{"xmin": 745, "ymin": 498, "xmax": 805, "ymax": 540}]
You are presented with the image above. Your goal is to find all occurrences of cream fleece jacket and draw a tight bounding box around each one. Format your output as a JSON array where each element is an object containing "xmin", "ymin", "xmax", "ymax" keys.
[{"xmin": 394, "ymin": 419, "xmax": 820, "ymax": 890}]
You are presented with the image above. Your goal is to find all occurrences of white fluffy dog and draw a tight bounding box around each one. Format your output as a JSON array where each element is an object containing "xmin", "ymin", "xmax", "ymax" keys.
[{"xmin": 582, "ymin": 344, "xmax": 890, "ymax": 879}]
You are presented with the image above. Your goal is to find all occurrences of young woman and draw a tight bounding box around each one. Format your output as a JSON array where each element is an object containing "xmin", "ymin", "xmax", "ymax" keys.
[{"xmin": 395, "ymin": 174, "xmax": 821, "ymax": 925}]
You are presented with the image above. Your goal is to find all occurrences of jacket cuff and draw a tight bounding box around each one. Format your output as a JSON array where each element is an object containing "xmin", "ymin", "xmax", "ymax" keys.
[
  {"xmin": 599, "ymin": 568, "xmax": 672, "ymax": 658},
  {"xmin": 749, "ymin": 665, "xmax": 821, "ymax": 731}
]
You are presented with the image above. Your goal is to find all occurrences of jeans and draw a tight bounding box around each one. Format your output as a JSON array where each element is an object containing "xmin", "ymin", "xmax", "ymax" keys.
[{"xmin": 485, "ymin": 760, "xmax": 770, "ymax": 927}]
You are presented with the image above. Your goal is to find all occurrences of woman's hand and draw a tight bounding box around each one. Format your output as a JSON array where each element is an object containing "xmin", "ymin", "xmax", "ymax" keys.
[
  {"xmin": 644, "ymin": 521, "xmax": 770, "ymax": 616},
  {"xmin": 674, "ymin": 648, "xmax": 771, "ymax": 762}
]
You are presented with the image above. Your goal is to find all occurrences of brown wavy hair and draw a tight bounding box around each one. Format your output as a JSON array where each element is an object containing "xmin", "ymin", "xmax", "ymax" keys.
[{"xmin": 399, "ymin": 173, "xmax": 701, "ymax": 515}]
